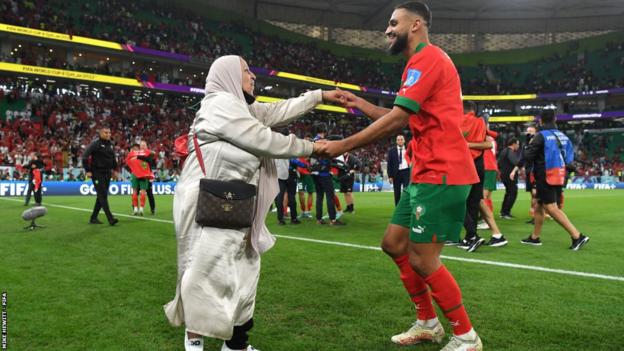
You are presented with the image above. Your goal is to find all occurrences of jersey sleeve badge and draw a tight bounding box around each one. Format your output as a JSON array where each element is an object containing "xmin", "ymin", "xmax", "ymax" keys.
[{"xmin": 404, "ymin": 69, "xmax": 422, "ymax": 87}]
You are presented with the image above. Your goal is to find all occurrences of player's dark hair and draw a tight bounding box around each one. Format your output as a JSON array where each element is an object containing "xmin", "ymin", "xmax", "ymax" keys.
[
  {"xmin": 540, "ymin": 110, "xmax": 556, "ymax": 124},
  {"xmin": 507, "ymin": 138, "xmax": 519, "ymax": 146},
  {"xmin": 395, "ymin": 1, "xmax": 432, "ymax": 29},
  {"xmin": 463, "ymin": 100, "xmax": 477, "ymax": 113},
  {"xmin": 132, "ymin": 143, "xmax": 140, "ymax": 149}
]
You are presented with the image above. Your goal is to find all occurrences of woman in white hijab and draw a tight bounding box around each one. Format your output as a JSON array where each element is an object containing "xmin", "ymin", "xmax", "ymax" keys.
[{"xmin": 164, "ymin": 55, "xmax": 343, "ymax": 351}]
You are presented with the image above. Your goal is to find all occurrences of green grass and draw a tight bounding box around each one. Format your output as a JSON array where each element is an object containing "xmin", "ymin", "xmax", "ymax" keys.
[{"xmin": 1, "ymin": 190, "xmax": 623, "ymax": 350}]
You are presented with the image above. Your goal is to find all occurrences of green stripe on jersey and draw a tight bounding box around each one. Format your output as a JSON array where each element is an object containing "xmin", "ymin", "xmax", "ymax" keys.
[{"xmin": 394, "ymin": 96, "xmax": 421, "ymax": 114}]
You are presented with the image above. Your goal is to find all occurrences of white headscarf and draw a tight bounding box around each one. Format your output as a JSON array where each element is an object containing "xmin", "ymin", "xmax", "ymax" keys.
[{"xmin": 204, "ymin": 55, "xmax": 245, "ymax": 102}]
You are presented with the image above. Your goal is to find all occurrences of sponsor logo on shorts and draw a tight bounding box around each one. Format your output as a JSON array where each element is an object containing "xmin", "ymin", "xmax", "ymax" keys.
[{"xmin": 412, "ymin": 225, "xmax": 425, "ymax": 234}]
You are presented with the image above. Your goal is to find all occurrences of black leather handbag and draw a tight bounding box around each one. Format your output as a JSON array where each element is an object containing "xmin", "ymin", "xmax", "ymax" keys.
[
  {"xmin": 195, "ymin": 179, "xmax": 257, "ymax": 228},
  {"xmin": 191, "ymin": 134, "xmax": 257, "ymax": 228}
]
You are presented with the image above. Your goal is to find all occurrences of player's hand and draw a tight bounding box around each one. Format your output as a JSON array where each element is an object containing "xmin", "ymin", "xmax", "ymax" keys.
[
  {"xmin": 319, "ymin": 140, "xmax": 348, "ymax": 158},
  {"xmin": 85, "ymin": 172, "xmax": 92, "ymax": 178},
  {"xmin": 112, "ymin": 170, "xmax": 119, "ymax": 180},
  {"xmin": 312, "ymin": 139, "xmax": 328, "ymax": 157},
  {"xmin": 338, "ymin": 90, "xmax": 360, "ymax": 108},
  {"xmin": 389, "ymin": 177, "xmax": 393, "ymax": 184},
  {"xmin": 322, "ymin": 90, "xmax": 347, "ymax": 104}
]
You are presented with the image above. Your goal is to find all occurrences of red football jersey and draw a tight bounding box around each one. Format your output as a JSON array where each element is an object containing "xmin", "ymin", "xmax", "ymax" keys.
[
  {"xmin": 125, "ymin": 150, "xmax": 152, "ymax": 178},
  {"xmin": 484, "ymin": 136, "xmax": 498, "ymax": 171},
  {"xmin": 394, "ymin": 43, "xmax": 478, "ymax": 185},
  {"xmin": 461, "ymin": 112, "xmax": 486, "ymax": 160}
]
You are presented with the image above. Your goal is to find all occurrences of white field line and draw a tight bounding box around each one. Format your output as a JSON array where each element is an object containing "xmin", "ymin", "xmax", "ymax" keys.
[{"xmin": 3, "ymin": 197, "xmax": 623, "ymax": 282}]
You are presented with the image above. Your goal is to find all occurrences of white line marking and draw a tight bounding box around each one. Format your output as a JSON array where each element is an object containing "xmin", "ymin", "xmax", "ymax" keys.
[
  {"xmin": 3, "ymin": 197, "xmax": 623, "ymax": 282},
  {"xmin": 274, "ymin": 235, "xmax": 624, "ymax": 282}
]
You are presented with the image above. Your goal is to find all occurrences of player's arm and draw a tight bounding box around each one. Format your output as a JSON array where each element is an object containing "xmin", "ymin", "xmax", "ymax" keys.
[
  {"xmin": 341, "ymin": 90, "xmax": 391, "ymax": 121},
  {"xmin": 322, "ymin": 106, "xmax": 410, "ymax": 157},
  {"xmin": 468, "ymin": 140, "xmax": 493, "ymax": 150}
]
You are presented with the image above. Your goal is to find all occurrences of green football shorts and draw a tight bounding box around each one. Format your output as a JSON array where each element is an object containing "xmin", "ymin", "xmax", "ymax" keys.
[
  {"xmin": 484, "ymin": 170, "xmax": 497, "ymax": 191},
  {"xmin": 332, "ymin": 176, "xmax": 340, "ymax": 190},
  {"xmin": 298, "ymin": 174, "xmax": 315, "ymax": 193},
  {"xmin": 130, "ymin": 174, "xmax": 149, "ymax": 191},
  {"xmin": 391, "ymin": 183, "xmax": 471, "ymax": 243}
]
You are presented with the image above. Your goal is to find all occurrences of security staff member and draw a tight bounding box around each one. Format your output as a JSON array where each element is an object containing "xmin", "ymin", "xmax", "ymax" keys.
[
  {"xmin": 82, "ymin": 126, "xmax": 119, "ymax": 225},
  {"xmin": 521, "ymin": 110, "xmax": 589, "ymax": 250}
]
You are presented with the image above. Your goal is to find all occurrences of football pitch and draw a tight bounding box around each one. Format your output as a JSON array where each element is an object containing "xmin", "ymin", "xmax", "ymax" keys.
[{"xmin": 1, "ymin": 190, "xmax": 623, "ymax": 351}]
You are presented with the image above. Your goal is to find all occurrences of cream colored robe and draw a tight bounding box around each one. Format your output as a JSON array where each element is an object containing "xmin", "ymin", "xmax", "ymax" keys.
[{"xmin": 164, "ymin": 89, "xmax": 321, "ymax": 339}]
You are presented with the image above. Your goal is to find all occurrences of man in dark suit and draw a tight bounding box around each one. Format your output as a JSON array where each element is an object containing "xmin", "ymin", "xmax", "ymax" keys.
[{"xmin": 387, "ymin": 135, "xmax": 410, "ymax": 205}]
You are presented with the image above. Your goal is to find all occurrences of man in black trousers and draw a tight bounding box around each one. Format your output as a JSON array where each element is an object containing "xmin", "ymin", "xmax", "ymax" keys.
[
  {"xmin": 82, "ymin": 126, "xmax": 119, "ymax": 225},
  {"xmin": 24, "ymin": 152, "xmax": 44, "ymax": 206},
  {"xmin": 387, "ymin": 135, "xmax": 410, "ymax": 205},
  {"xmin": 498, "ymin": 138, "xmax": 520, "ymax": 219}
]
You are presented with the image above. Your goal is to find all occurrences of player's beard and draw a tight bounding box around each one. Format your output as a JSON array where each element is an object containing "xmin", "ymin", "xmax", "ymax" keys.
[{"xmin": 388, "ymin": 31, "xmax": 408, "ymax": 55}]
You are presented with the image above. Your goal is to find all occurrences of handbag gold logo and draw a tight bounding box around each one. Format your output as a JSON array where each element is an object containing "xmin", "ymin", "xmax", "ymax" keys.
[{"xmin": 222, "ymin": 203, "xmax": 234, "ymax": 212}]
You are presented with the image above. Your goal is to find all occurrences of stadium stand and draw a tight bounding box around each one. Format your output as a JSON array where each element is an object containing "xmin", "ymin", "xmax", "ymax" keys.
[
  {"xmin": 2, "ymin": 0, "xmax": 624, "ymax": 94},
  {"xmin": 0, "ymin": 77, "xmax": 393, "ymax": 181}
]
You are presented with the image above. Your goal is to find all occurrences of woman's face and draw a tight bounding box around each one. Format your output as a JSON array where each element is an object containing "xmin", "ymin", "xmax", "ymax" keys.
[{"xmin": 240, "ymin": 58, "xmax": 256, "ymax": 96}]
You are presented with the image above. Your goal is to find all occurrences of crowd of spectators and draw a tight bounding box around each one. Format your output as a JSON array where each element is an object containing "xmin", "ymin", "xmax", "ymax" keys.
[
  {"xmin": 0, "ymin": 78, "xmax": 394, "ymax": 182},
  {"xmin": 3, "ymin": 0, "xmax": 624, "ymax": 94},
  {"xmin": 0, "ymin": 78, "xmax": 192, "ymax": 181},
  {"xmin": 2, "ymin": 76, "xmax": 623, "ymax": 184}
]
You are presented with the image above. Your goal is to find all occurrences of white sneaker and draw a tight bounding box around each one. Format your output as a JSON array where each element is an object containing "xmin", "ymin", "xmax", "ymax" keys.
[
  {"xmin": 391, "ymin": 322, "xmax": 445, "ymax": 345},
  {"xmin": 139, "ymin": 207, "xmax": 144, "ymax": 216},
  {"xmin": 476, "ymin": 221, "xmax": 489, "ymax": 230},
  {"xmin": 184, "ymin": 330, "xmax": 204, "ymax": 351},
  {"xmin": 440, "ymin": 335, "xmax": 483, "ymax": 351},
  {"xmin": 221, "ymin": 343, "xmax": 259, "ymax": 351}
]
